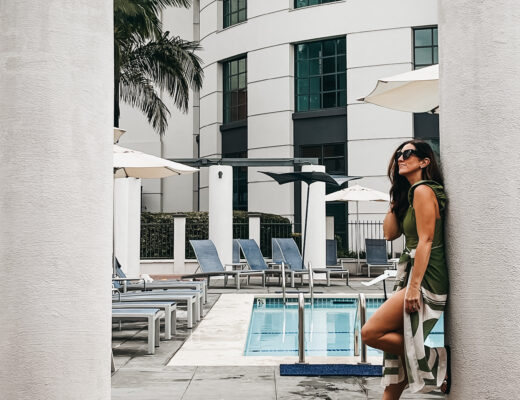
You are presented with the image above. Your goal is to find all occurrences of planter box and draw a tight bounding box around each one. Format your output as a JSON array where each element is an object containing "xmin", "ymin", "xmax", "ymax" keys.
[{"xmin": 339, "ymin": 258, "xmax": 367, "ymax": 276}]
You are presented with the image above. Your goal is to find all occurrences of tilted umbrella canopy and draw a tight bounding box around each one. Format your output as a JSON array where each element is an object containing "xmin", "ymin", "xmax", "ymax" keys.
[
  {"xmin": 326, "ymin": 184, "xmax": 390, "ymax": 202},
  {"xmin": 260, "ymin": 171, "xmax": 339, "ymax": 186},
  {"xmin": 260, "ymin": 171, "xmax": 361, "ymax": 270},
  {"xmin": 113, "ymin": 145, "xmax": 199, "ymax": 178},
  {"xmin": 260, "ymin": 171, "xmax": 361, "ymax": 187},
  {"xmin": 358, "ymin": 64, "xmax": 439, "ymax": 114}
]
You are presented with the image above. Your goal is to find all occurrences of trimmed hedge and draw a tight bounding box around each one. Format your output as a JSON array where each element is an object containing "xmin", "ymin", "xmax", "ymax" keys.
[
  {"xmin": 141, "ymin": 211, "xmax": 295, "ymax": 259},
  {"xmin": 141, "ymin": 211, "xmax": 292, "ymax": 225}
]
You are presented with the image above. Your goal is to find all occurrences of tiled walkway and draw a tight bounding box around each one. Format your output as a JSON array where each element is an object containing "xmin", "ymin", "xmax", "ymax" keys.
[{"xmin": 112, "ymin": 278, "xmax": 444, "ymax": 399}]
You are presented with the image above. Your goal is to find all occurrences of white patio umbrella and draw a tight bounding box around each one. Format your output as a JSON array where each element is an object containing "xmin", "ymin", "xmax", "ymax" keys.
[
  {"xmin": 113, "ymin": 127, "xmax": 126, "ymax": 144},
  {"xmin": 112, "ymin": 145, "xmax": 198, "ymax": 272},
  {"xmin": 326, "ymin": 185, "xmax": 390, "ymax": 273},
  {"xmin": 114, "ymin": 145, "xmax": 199, "ymax": 178},
  {"xmin": 358, "ymin": 64, "xmax": 439, "ymax": 114}
]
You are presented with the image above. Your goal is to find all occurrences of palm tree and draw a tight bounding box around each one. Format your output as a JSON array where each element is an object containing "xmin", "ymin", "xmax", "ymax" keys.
[{"xmin": 114, "ymin": 0, "xmax": 204, "ymax": 135}]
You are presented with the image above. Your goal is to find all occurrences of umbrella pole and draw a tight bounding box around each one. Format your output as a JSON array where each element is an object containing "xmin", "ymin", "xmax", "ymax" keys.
[
  {"xmin": 356, "ymin": 201, "xmax": 360, "ymax": 274},
  {"xmin": 302, "ymin": 183, "xmax": 311, "ymax": 270},
  {"xmin": 113, "ymin": 178, "xmax": 117, "ymax": 276}
]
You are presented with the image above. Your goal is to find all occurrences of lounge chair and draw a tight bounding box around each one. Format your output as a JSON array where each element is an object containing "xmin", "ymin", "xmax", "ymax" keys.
[
  {"xmin": 235, "ymin": 239, "xmax": 284, "ymax": 284},
  {"xmin": 112, "ymin": 308, "xmax": 163, "ymax": 355},
  {"xmin": 362, "ymin": 269, "xmax": 397, "ymax": 300},
  {"xmin": 113, "ymin": 291, "xmax": 199, "ymax": 328},
  {"xmin": 112, "ymin": 259, "xmax": 207, "ymax": 303},
  {"xmin": 326, "ymin": 239, "xmax": 338, "ymax": 267},
  {"xmin": 112, "ymin": 301, "xmax": 177, "ymax": 340},
  {"xmin": 365, "ymin": 239, "xmax": 394, "ymax": 277},
  {"xmin": 182, "ymin": 240, "xmax": 265, "ymax": 289},
  {"xmin": 273, "ymin": 238, "xmax": 349, "ymax": 287}
]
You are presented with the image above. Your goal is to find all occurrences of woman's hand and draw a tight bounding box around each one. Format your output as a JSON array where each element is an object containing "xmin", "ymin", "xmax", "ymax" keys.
[{"xmin": 405, "ymin": 285, "xmax": 421, "ymax": 314}]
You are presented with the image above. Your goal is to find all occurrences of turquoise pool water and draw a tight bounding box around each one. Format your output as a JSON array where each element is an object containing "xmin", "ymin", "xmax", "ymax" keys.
[{"xmin": 244, "ymin": 297, "xmax": 444, "ymax": 357}]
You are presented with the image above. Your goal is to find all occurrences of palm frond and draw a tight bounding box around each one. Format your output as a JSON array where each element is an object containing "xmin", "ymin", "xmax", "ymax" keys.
[
  {"xmin": 122, "ymin": 32, "xmax": 204, "ymax": 112},
  {"xmin": 115, "ymin": 0, "xmax": 191, "ymax": 42},
  {"xmin": 114, "ymin": 0, "xmax": 204, "ymax": 135},
  {"xmin": 120, "ymin": 67, "xmax": 171, "ymax": 135}
]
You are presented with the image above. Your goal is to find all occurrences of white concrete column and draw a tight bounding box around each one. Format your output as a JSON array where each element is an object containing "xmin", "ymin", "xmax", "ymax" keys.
[
  {"xmin": 114, "ymin": 178, "xmax": 141, "ymax": 277},
  {"xmin": 301, "ymin": 165, "xmax": 326, "ymax": 269},
  {"xmin": 209, "ymin": 165, "xmax": 233, "ymax": 267},
  {"xmin": 440, "ymin": 1, "xmax": 520, "ymax": 398},
  {"xmin": 249, "ymin": 213, "xmax": 261, "ymax": 247},
  {"xmin": 0, "ymin": 1, "xmax": 113, "ymax": 399},
  {"xmin": 326, "ymin": 216, "xmax": 335, "ymax": 240},
  {"xmin": 174, "ymin": 215, "xmax": 187, "ymax": 273}
]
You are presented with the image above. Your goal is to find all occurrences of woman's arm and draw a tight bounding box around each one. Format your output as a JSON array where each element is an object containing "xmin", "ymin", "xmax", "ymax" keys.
[
  {"xmin": 405, "ymin": 185, "xmax": 438, "ymax": 313},
  {"xmin": 383, "ymin": 205, "xmax": 402, "ymax": 241}
]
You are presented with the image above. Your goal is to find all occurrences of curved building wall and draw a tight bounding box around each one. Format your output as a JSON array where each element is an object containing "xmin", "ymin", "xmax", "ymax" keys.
[
  {"xmin": 123, "ymin": 0, "xmax": 438, "ymax": 229},
  {"xmin": 197, "ymin": 0, "xmax": 438, "ymax": 222}
]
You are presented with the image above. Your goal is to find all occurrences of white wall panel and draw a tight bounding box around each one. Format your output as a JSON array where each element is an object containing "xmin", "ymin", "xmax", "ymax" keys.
[
  {"xmin": 348, "ymin": 137, "xmax": 405, "ymax": 177},
  {"xmin": 248, "ymin": 44, "xmax": 292, "ymax": 83},
  {"xmin": 200, "ymin": 62, "xmax": 220, "ymax": 98},
  {"xmin": 200, "ymin": 92, "xmax": 222, "ymax": 128},
  {"xmin": 248, "ymin": 0, "xmax": 291, "ymax": 18},
  {"xmin": 248, "ymin": 77, "xmax": 293, "ymax": 115},
  {"xmin": 348, "ymin": 103, "xmax": 413, "ymax": 140},
  {"xmin": 347, "ymin": 28, "xmax": 412, "ymax": 68},
  {"xmin": 199, "ymin": 0, "xmax": 219, "ymax": 39},
  {"xmin": 199, "ymin": 124, "xmax": 221, "ymax": 157},
  {"xmin": 248, "ymin": 111, "xmax": 293, "ymax": 149}
]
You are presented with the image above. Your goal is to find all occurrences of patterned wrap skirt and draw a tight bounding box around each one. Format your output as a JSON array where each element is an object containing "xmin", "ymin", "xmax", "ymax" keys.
[{"xmin": 381, "ymin": 247, "xmax": 448, "ymax": 393}]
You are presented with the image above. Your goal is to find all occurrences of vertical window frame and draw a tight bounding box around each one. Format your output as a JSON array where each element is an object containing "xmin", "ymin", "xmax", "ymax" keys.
[
  {"xmin": 295, "ymin": 37, "xmax": 346, "ymax": 112},
  {"xmin": 223, "ymin": 55, "xmax": 248, "ymax": 124},
  {"xmin": 295, "ymin": 0, "xmax": 341, "ymax": 9},
  {"xmin": 223, "ymin": 0, "xmax": 247, "ymax": 29},
  {"xmin": 413, "ymin": 26, "xmax": 438, "ymax": 69}
]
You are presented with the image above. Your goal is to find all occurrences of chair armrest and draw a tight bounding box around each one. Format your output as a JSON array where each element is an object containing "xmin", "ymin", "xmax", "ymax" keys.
[
  {"xmin": 112, "ymin": 277, "xmax": 144, "ymax": 283},
  {"xmin": 267, "ymin": 261, "xmax": 282, "ymax": 270},
  {"xmin": 225, "ymin": 262, "xmax": 248, "ymax": 271}
]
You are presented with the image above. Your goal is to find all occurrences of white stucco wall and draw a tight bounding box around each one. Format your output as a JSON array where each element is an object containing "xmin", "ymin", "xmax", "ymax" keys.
[
  {"xmin": 0, "ymin": 1, "xmax": 113, "ymax": 398},
  {"xmin": 209, "ymin": 165, "xmax": 233, "ymax": 266},
  {"xmin": 114, "ymin": 178, "xmax": 142, "ymax": 277},
  {"xmin": 301, "ymin": 165, "xmax": 326, "ymax": 270},
  {"xmin": 440, "ymin": 1, "xmax": 520, "ymax": 398}
]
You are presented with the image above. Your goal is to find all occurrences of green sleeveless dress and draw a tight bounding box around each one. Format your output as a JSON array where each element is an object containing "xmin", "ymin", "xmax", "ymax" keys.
[{"xmin": 381, "ymin": 180, "xmax": 449, "ymax": 393}]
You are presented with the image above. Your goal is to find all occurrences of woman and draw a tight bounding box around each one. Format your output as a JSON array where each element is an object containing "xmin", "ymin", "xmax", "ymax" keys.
[{"xmin": 361, "ymin": 140, "xmax": 450, "ymax": 399}]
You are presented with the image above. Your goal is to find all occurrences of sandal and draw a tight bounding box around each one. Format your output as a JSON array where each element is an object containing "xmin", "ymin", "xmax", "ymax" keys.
[{"xmin": 441, "ymin": 344, "xmax": 451, "ymax": 394}]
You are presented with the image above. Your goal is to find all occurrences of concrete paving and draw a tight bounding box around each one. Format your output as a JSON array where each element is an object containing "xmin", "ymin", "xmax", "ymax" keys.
[{"xmin": 112, "ymin": 276, "xmax": 445, "ymax": 399}]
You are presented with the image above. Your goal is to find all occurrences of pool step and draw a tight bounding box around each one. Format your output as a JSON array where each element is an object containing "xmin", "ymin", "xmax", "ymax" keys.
[{"xmin": 279, "ymin": 363, "xmax": 383, "ymax": 377}]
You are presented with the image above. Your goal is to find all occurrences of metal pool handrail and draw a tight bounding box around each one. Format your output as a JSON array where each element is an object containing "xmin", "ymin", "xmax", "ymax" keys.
[
  {"xmin": 358, "ymin": 293, "xmax": 369, "ymax": 364},
  {"xmin": 297, "ymin": 292, "xmax": 305, "ymax": 364},
  {"xmin": 308, "ymin": 262, "xmax": 314, "ymax": 303},
  {"xmin": 281, "ymin": 262, "xmax": 286, "ymax": 304}
]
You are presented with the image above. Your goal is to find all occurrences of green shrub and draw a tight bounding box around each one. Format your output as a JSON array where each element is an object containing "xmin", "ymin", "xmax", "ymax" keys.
[{"xmin": 141, "ymin": 211, "xmax": 293, "ymax": 259}]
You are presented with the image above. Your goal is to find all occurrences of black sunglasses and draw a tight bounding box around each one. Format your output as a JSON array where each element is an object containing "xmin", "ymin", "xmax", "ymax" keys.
[{"xmin": 395, "ymin": 149, "xmax": 420, "ymax": 161}]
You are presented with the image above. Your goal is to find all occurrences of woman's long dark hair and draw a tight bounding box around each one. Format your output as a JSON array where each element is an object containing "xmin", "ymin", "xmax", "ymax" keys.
[{"xmin": 388, "ymin": 140, "xmax": 443, "ymax": 222}]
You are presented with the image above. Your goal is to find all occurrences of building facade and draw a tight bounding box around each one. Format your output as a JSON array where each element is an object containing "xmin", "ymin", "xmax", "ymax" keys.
[{"xmin": 119, "ymin": 0, "xmax": 439, "ymax": 248}]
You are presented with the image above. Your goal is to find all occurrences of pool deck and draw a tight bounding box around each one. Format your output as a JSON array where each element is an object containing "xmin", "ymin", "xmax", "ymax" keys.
[{"xmin": 112, "ymin": 276, "xmax": 444, "ymax": 399}]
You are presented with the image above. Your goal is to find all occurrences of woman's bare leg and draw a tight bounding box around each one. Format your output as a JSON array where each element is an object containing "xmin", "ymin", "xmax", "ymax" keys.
[{"xmin": 361, "ymin": 289, "xmax": 408, "ymax": 400}]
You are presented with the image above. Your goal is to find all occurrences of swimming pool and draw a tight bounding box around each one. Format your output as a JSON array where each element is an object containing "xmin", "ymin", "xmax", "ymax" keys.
[{"xmin": 244, "ymin": 297, "xmax": 444, "ymax": 357}]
